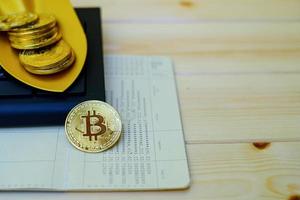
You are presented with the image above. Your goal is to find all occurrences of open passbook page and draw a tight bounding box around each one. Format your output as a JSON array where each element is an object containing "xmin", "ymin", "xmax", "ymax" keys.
[{"xmin": 0, "ymin": 56, "xmax": 190, "ymax": 190}]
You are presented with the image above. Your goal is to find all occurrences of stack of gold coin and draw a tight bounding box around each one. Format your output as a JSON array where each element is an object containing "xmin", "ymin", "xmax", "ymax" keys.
[
  {"xmin": 19, "ymin": 40, "xmax": 75, "ymax": 75},
  {"xmin": 7, "ymin": 14, "xmax": 61, "ymax": 50},
  {"xmin": 0, "ymin": 12, "xmax": 75, "ymax": 75}
]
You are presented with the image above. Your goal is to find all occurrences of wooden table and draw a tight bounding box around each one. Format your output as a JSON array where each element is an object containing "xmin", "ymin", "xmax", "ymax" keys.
[{"xmin": 5, "ymin": 0, "xmax": 300, "ymax": 199}]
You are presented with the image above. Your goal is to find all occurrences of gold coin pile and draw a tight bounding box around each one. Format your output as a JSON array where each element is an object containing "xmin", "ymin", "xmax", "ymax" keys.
[
  {"xmin": 19, "ymin": 40, "xmax": 75, "ymax": 75},
  {"xmin": 0, "ymin": 12, "xmax": 75, "ymax": 75},
  {"xmin": 65, "ymin": 100, "xmax": 122, "ymax": 153}
]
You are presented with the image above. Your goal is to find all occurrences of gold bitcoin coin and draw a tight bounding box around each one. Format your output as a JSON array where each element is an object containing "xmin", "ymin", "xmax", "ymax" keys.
[
  {"xmin": 19, "ymin": 40, "xmax": 75, "ymax": 75},
  {"xmin": 9, "ymin": 14, "xmax": 56, "ymax": 34},
  {"xmin": 0, "ymin": 12, "xmax": 38, "ymax": 31},
  {"xmin": 9, "ymin": 26, "xmax": 58, "ymax": 42},
  {"xmin": 8, "ymin": 21, "xmax": 56, "ymax": 37},
  {"xmin": 19, "ymin": 39, "xmax": 71, "ymax": 68},
  {"xmin": 65, "ymin": 100, "xmax": 122, "ymax": 153},
  {"xmin": 23, "ymin": 48, "xmax": 73, "ymax": 70},
  {"xmin": 11, "ymin": 31, "xmax": 61, "ymax": 49},
  {"xmin": 23, "ymin": 50, "xmax": 75, "ymax": 75}
]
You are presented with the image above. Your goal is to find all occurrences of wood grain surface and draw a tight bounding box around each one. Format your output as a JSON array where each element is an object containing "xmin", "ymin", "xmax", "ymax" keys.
[{"xmin": 4, "ymin": 0, "xmax": 300, "ymax": 199}]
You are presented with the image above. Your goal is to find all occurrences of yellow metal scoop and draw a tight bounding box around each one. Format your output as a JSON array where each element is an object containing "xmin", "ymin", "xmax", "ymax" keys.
[{"xmin": 0, "ymin": 0, "xmax": 87, "ymax": 92}]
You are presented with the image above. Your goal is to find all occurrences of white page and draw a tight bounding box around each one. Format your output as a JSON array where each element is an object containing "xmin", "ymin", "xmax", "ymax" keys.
[{"xmin": 0, "ymin": 56, "xmax": 190, "ymax": 191}]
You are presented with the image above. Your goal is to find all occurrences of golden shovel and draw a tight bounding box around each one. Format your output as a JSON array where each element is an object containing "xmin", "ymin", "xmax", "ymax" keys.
[{"xmin": 0, "ymin": 0, "xmax": 87, "ymax": 92}]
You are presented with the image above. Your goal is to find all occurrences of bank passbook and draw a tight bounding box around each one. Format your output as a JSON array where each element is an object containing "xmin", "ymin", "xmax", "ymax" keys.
[{"xmin": 0, "ymin": 56, "xmax": 190, "ymax": 191}]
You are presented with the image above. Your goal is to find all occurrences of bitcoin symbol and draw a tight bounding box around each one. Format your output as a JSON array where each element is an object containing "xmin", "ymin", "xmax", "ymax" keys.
[{"xmin": 81, "ymin": 110, "xmax": 106, "ymax": 141}]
